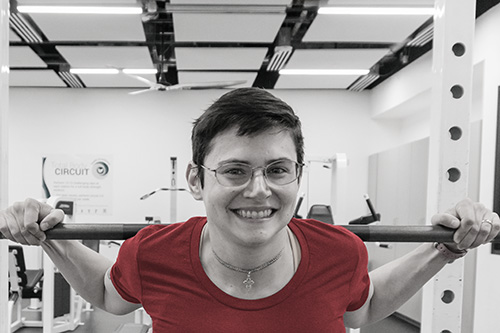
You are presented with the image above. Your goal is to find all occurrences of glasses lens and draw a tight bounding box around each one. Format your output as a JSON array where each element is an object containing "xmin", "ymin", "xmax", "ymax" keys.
[
  {"xmin": 212, "ymin": 160, "xmax": 301, "ymax": 187},
  {"xmin": 265, "ymin": 160, "xmax": 299, "ymax": 185},
  {"xmin": 216, "ymin": 163, "xmax": 253, "ymax": 186}
]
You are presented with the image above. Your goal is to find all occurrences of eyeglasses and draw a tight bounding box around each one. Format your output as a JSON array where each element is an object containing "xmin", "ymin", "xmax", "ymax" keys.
[{"xmin": 201, "ymin": 159, "xmax": 303, "ymax": 187}]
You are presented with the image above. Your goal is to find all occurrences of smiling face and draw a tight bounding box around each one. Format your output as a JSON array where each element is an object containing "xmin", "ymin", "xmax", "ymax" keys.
[{"xmin": 188, "ymin": 127, "xmax": 300, "ymax": 248}]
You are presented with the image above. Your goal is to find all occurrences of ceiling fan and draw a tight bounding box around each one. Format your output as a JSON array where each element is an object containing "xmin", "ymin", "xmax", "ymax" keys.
[{"xmin": 126, "ymin": 72, "xmax": 246, "ymax": 95}]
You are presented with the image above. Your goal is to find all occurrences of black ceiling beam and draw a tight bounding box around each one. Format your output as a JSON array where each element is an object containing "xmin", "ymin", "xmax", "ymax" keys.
[
  {"xmin": 253, "ymin": 0, "xmax": 320, "ymax": 89},
  {"xmin": 9, "ymin": 0, "xmax": 84, "ymax": 87},
  {"xmin": 142, "ymin": 0, "xmax": 178, "ymax": 85},
  {"xmin": 364, "ymin": 0, "xmax": 500, "ymax": 90}
]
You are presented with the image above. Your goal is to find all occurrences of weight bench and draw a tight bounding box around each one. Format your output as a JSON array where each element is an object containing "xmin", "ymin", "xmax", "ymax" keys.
[
  {"xmin": 8, "ymin": 245, "xmax": 44, "ymax": 332},
  {"xmin": 9, "ymin": 245, "xmax": 43, "ymax": 300}
]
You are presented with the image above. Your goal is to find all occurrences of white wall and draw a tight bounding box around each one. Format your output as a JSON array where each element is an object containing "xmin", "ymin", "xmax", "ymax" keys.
[{"xmin": 8, "ymin": 88, "xmax": 401, "ymax": 225}]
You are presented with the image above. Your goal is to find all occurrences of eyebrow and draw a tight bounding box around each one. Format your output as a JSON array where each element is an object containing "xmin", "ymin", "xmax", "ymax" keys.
[{"xmin": 216, "ymin": 158, "xmax": 293, "ymax": 166}]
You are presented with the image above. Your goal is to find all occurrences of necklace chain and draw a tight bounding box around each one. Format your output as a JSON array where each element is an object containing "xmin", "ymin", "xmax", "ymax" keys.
[{"xmin": 212, "ymin": 248, "xmax": 284, "ymax": 290}]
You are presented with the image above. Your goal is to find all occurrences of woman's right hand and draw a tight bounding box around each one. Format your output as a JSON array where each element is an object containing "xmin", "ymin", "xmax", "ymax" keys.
[{"xmin": 0, "ymin": 198, "xmax": 65, "ymax": 245}]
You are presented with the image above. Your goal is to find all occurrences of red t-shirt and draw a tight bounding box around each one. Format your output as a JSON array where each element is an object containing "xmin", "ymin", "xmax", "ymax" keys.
[{"xmin": 111, "ymin": 217, "xmax": 370, "ymax": 332}]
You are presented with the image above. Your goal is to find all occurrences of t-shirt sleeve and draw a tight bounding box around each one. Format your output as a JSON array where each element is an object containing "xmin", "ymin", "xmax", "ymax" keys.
[
  {"xmin": 110, "ymin": 233, "xmax": 144, "ymax": 304},
  {"xmin": 346, "ymin": 236, "xmax": 371, "ymax": 311}
]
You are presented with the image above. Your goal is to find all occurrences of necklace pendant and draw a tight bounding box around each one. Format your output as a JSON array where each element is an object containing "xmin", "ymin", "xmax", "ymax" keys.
[{"xmin": 243, "ymin": 273, "xmax": 255, "ymax": 289}]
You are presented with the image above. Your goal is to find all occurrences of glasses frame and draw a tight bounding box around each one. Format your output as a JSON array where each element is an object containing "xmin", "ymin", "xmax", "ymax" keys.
[{"xmin": 200, "ymin": 159, "xmax": 303, "ymax": 187}]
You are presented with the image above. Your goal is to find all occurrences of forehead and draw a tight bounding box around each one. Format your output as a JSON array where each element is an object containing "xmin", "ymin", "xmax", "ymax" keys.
[{"xmin": 205, "ymin": 127, "xmax": 297, "ymax": 164}]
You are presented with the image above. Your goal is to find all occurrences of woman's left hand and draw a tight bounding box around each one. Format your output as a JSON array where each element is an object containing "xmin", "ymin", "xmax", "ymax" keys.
[{"xmin": 431, "ymin": 198, "xmax": 500, "ymax": 251}]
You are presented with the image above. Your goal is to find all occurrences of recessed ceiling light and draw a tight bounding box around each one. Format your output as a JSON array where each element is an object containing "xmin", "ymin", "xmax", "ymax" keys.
[
  {"xmin": 70, "ymin": 68, "xmax": 120, "ymax": 74},
  {"xmin": 279, "ymin": 69, "xmax": 370, "ymax": 76},
  {"xmin": 122, "ymin": 69, "xmax": 157, "ymax": 75},
  {"xmin": 17, "ymin": 6, "xmax": 142, "ymax": 15},
  {"xmin": 318, "ymin": 7, "xmax": 434, "ymax": 16}
]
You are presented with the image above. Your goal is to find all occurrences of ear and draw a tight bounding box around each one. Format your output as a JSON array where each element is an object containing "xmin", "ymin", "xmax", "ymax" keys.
[{"xmin": 186, "ymin": 161, "xmax": 203, "ymax": 201}]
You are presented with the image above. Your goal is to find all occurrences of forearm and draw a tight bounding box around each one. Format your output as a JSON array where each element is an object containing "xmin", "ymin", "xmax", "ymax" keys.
[
  {"xmin": 366, "ymin": 243, "xmax": 450, "ymax": 324},
  {"xmin": 41, "ymin": 239, "xmax": 113, "ymax": 310}
]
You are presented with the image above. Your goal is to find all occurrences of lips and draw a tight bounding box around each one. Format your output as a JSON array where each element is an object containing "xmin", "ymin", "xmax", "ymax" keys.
[{"xmin": 233, "ymin": 208, "xmax": 275, "ymax": 219}]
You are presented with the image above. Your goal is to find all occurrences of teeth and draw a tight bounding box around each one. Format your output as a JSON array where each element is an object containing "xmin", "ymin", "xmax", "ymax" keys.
[{"xmin": 236, "ymin": 209, "xmax": 273, "ymax": 219}]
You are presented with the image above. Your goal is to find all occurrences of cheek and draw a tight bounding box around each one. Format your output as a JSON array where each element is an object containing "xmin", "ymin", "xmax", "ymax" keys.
[{"xmin": 204, "ymin": 188, "xmax": 240, "ymax": 209}]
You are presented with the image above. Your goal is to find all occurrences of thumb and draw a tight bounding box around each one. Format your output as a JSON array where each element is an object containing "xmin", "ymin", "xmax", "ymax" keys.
[
  {"xmin": 38, "ymin": 203, "xmax": 65, "ymax": 231},
  {"xmin": 431, "ymin": 213, "xmax": 461, "ymax": 229}
]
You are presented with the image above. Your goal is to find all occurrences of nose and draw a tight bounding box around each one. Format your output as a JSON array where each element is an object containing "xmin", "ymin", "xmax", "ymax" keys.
[{"xmin": 243, "ymin": 168, "xmax": 272, "ymax": 199}]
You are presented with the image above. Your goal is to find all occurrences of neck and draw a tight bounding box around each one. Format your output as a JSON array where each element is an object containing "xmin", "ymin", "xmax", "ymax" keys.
[
  {"xmin": 199, "ymin": 222, "xmax": 295, "ymax": 299},
  {"xmin": 204, "ymin": 222, "xmax": 289, "ymax": 267}
]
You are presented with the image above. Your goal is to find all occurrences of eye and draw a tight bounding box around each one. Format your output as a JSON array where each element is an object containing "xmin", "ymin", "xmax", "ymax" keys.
[
  {"xmin": 267, "ymin": 162, "xmax": 291, "ymax": 175},
  {"xmin": 218, "ymin": 164, "xmax": 250, "ymax": 177},
  {"xmin": 268, "ymin": 166, "xmax": 288, "ymax": 174}
]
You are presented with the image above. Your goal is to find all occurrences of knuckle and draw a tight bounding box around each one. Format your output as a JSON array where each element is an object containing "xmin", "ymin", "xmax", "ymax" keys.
[
  {"xmin": 473, "ymin": 202, "xmax": 486, "ymax": 210},
  {"xmin": 464, "ymin": 218, "xmax": 475, "ymax": 228},
  {"xmin": 478, "ymin": 227, "xmax": 490, "ymax": 238},
  {"xmin": 24, "ymin": 198, "xmax": 39, "ymax": 210},
  {"xmin": 25, "ymin": 222, "xmax": 39, "ymax": 233},
  {"xmin": 11, "ymin": 202, "xmax": 24, "ymax": 214}
]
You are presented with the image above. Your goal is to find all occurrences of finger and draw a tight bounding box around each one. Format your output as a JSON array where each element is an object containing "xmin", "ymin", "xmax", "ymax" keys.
[
  {"xmin": 5, "ymin": 202, "xmax": 41, "ymax": 245},
  {"xmin": 485, "ymin": 212, "xmax": 500, "ymax": 243},
  {"xmin": 455, "ymin": 202, "xmax": 494, "ymax": 249},
  {"xmin": 0, "ymin": 210, "xmax": 15, "ymax": 241},
  {"xmin": 39, "ymin": 209, "xmax": 65, "ymax": 231},
  {"xmin": 23, "ymin": 199, "xmax": 47, "ymax": 243},
  {"xmin": 465, "ymin": 221, "xmax": 490, "ymax": 249},
  {"xmin": 451, "ymin": 200, "xmax": 480, "ymax": 248},
  {"xmin": 431, "ymin": 213, "xmax": 461, "ymax": 229}
]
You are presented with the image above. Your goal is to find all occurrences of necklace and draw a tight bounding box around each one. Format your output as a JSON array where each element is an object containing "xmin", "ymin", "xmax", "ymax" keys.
[{"xmin": 212, "ymin": 248, "xmax": 284, "ymax": 290}]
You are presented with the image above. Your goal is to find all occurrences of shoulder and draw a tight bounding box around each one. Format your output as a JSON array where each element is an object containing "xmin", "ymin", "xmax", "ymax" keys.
[
  {"xmin": 291, "ymin": 218, "xmax": 363, "ymax": 242},
  {"xmin": 291, "ymin": 218, "xmax": 366, "ymax": 254},
  {"xmin": 124, "ymin": 217, "xmax": 206, "ymax": 247}
]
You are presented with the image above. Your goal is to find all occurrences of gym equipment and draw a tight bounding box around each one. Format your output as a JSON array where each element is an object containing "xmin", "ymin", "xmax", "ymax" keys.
[
  {"xmin": 2, "ymin": 222, "xmax": 499, "ymax": 243},
  {"xmin": 140, "ymin": 157, "xmax": 188, "ymax": 222},
  {"xmin": 349, "ymin": 194, "xmax": 381, "ymax": 225},
  {"xmin": 307, "ymin": 205, "xmax": 334, "ymax": 224},
  {"xmin": 7, "ymin": 245, "xmax": 84, "ymax": 333}
]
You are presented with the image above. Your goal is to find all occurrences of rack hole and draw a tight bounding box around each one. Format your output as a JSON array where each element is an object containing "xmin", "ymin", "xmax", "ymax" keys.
[
  {"xmin": 441, "ymin": 330, "xmax": 452, "ymax": 333},
  {"xmin": 447, "ymin": 168, "xmax": 461, "ymax": 182},
  {"xmin": 451, "ymin": 85, "xmax": 464, "ymax": 99},
  {"xmin": 452, "ymin": 43, "xmax": 466, "ymax": 57},
  {"xmin": 449, "ymin": 126, "xmax": 462, "ymax": 140},
  {"xmin": 441, "ymin": 290, "xmax": 455, "ymax": 304}
]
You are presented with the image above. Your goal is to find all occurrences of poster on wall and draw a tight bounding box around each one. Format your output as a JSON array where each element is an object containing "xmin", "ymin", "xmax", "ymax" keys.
[{"xmin": 42, "ymin": 155, "xmax": 112, "ymax": 216}]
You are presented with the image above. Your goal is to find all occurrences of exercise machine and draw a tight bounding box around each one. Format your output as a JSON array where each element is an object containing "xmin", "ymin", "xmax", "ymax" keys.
[{"xmin": 7, "ymin": 245, "xmax": 84, "ymax": 333}]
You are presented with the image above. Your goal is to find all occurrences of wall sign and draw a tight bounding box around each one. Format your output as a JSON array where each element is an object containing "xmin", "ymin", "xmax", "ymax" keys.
[{"xmin": 42, "ymin": 155, "xmax": 112, "ymax": 215}]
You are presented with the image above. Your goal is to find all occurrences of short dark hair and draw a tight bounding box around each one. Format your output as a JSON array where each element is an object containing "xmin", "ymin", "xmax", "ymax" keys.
[{"xmin": 191, "ymin": 88, "xmax": 304, "ymax": 185}]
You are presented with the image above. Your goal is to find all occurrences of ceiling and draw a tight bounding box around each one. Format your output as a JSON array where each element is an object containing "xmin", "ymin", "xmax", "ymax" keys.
[{"xmin": 8, "ymin": 0, "xmax": 500, "ymax": 91}]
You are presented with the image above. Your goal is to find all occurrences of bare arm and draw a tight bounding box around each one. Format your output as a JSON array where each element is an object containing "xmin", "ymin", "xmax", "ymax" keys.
[
  {"xmin": 344, "ymin": 198, "xmax": 500, "ymax": 328},
  {"xmin": 0, "ymin": 198, "xmax": 139, "ymax": 315},
  {"xmin": 344, "ymin": 243, "xmax": 448, "ymax": 328},
  {"xmin": 41, "ymin": 239, "xmax": 140, "ymax": 314}
]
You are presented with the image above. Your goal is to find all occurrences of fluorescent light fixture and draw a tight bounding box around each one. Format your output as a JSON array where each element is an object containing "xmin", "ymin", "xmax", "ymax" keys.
[
  {"xmin": 17, "ymin": 6, "xmax": 142, "ymax": 15},
  {"xmin": 318, "ymin": 7, "xmax": 434, "ymax": 16},
  {"xmin": 279, "ymin": 69, "xmax": 369, "ymax": 76},
  {"xmin": 70, "ymin": 68, "xmax": 120, "ymax": 74},
  {"xmin": 122, "ymin": 69, "xmax": 157, "ymax": 75}
]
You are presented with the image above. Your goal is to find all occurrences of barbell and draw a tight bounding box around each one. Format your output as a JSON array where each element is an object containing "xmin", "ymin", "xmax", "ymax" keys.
[{"xmin": 2, "ymin": 223, "xmax": 500, "ymax": 243}]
